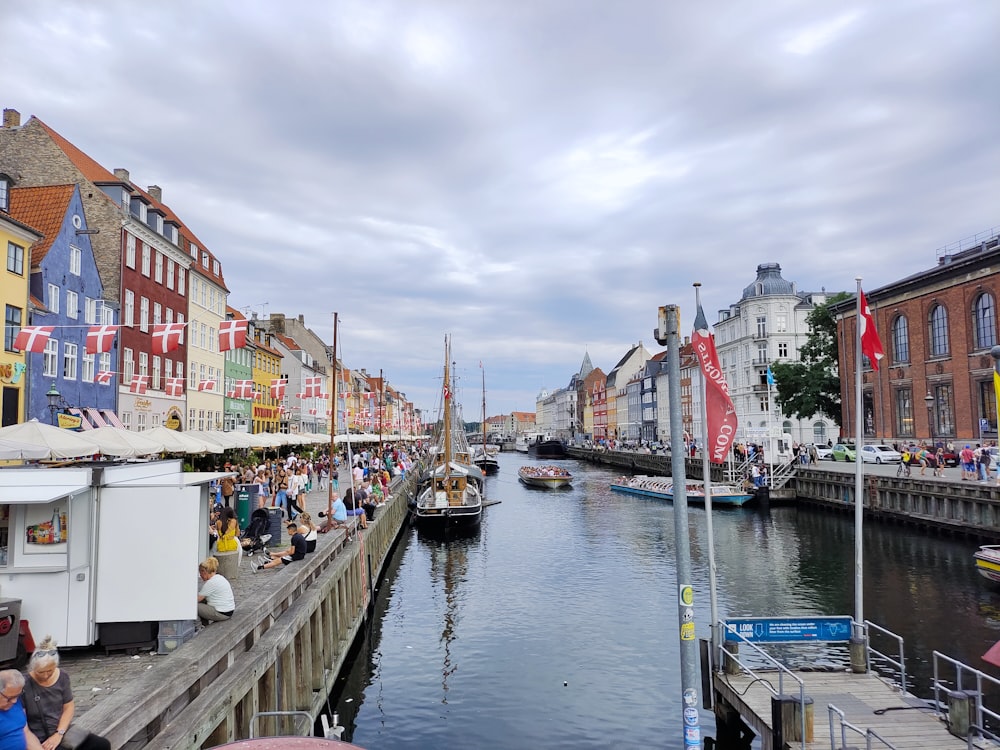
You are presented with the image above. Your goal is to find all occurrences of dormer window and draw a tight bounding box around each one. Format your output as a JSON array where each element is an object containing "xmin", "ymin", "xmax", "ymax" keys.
[
  {"xmin": 0, "ymin": 175, "xmax": 9, "ymax": 212},
  {"xmin": 190, "ymin": 242, "xmax": 198, "ymax": 259},
  {"xmin": 201, "ymin": 251, "xmax": 209, "ymax": 269}
]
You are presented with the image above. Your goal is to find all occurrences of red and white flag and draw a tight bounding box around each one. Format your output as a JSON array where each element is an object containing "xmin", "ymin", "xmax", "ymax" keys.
[
  {"xmin": 858, "ymin": 288, "xmax": 884, "ymax": 370},
  {"xmin": 693, "ymin": 302, "xmax": 738, "ymax": 464},
  {"xmin": 319, "ymin": 392, "xmax": 329, "ymax": 400},
  {"xmin": 218, "ymin": 319, "xmax": 248, "ymax": 352},
  {"xmin": 295, "ymin": 392, "xmax": 305, "ymax": 399},
  {"xmin": 309, "ymin": 408, "xmax": 317, "ymax": 416},
  {"xmin": 198, "ymin": 379, "xmax": 216, "ymax": 392},
  {"xmin": 232, "ymin": 379, "xmax": 254, "ymax": 399},
  {"xmin": 165, "ymin": 377, "xmax": 184, "ymax": 397},
  {"xmin": 326, "ymin": 409, "xmax": 333, "ymax": 416},
  {"xmin": 13, "ymin": 326, "xmax": 54, "ymax": 353},
  {"xmin": 304, "ymin": 376, "xmax": 322, "ymax": 398},
  {"xmin": 270, "ymin": 378, "xmax": 287, "ymax": 400},
  {"xmin": 86, "ymin": 325, "xmax": 119, "ymax": 354},
  {"xmin": 129, "ymin": 374, "xmax": 149, "ymax": 394},
  {"xmin": 254, "ymin": 391, "xmax": 263, "ymax": 401},
  {"xmin": 152, "ymin": 322, "xmax": 185, "ymax": 354},
  {"xmin": 95, "ymin": 370, "xmax": 115, "ymax": 385},
  {"xmin": 443, "ymin": 383, "xmax": 451, "ymax": 400}
]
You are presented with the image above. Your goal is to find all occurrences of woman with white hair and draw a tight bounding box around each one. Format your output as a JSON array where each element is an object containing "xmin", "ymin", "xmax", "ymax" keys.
[{"xmin": 22, "ymin": 638, "xmax": 109, "ymax": 750}]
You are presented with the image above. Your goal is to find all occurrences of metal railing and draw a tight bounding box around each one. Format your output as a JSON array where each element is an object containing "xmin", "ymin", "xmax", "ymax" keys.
[
  {"xmin": 828, "ymin": 704, "xmax": 897, "ymax": 749},
  {"xmin": 864, "ymin": 620, "xmax": 907, "ymax": 693},
  {"xmin": 720, "ymin": 622, "xmax": 808, "ymax": 750},
  {"xmin": 932, "ymin": 651, "xmax": 1000, "ymax": 735},
  {"xmin": 249, "ymin": 710, "xmax": 314, "ymax": 738}
]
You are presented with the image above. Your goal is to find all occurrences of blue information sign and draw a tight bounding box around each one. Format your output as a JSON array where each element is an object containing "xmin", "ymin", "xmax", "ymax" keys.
[{"xmin": 724, "ymin": 616, "xmax": 853, "ymax": 643}]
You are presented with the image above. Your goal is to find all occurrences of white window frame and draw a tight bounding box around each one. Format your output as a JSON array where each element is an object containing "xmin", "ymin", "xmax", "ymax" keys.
[
  {"xmin": 152, "ymin": 355, "xmax": 161, "ymax": 390},
  {"xmin": 47, "ymin": 283, "xmax": 60, "ymax": 314},
  {"xmin": 63, "ymin": 342, "xmax": 78, "ymax": 380},
  {"xmin": 85, "ymin": 297, "xmax": 97, "ymax": 324},
  {"xmin": 178, "ymin": 267, "xmax": 186, "ymax": 296},
  {"xmin": 139, "ymin": 351, "xmax": 148, "ymax": 377},
  {"xmin": 43, "ymin": 338, "xmax": 58, "ymax": 377},
  {"xmin": 141, "ymin": 243, "xmax": 151, "ymax": 276},
  {"xmin": 154, "ymin": 252, "xmax": 163, "ymax": 283},
  {"xmin": 166, "ymin": 259, "xmax": 175, "ymax": 290},
  {"xmin": 139, "ymin": 296, "xmax": 149, "ymax": 332},
  {"xmin": 100, "ymin": 352, "xmax": 111, "ymax": 374},
  {"xmin": 153, "ymin": 302, "xmax": 162, "ymax": 326},
  {"xmin": 126, "ymin": 235, "xmax": 136, "ymax": 269},
  {"xmin": 124, "ymin": 290, "xmax": 135, "ymax": 327},
  {"xmin": 82, "ymin": 352, "xmax": 95, "ymax": 383},
  {"xmin": 65, "ymin": 290, "xmax": 78, "ymax": 319},
  {"xmin": 69, "ymin": 245, "xmax": 82, "ymax": 275},
  {"xmin": 123, "ymin": 347, "xmax": 134, "ymax": 383}
]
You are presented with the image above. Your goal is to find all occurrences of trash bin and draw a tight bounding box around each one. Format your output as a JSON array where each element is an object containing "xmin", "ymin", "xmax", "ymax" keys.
[
  {"xmin": 236, "ymin": 485, "xmax": 252, "ymax": 530},
  {"xmin": 266, "ymin": 507, "xmax": 284, "ymax": 547}
]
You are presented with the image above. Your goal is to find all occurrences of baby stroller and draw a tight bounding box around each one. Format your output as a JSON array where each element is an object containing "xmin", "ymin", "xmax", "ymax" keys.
[{"xmin": 241, "ymin": 507, "xmax": 272, "ymax": 571}]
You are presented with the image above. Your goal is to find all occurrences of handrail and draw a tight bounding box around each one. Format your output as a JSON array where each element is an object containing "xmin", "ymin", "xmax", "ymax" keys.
[
  {"xmin": 828, "ymin": 704, "xmax": 898, "ymax": 749},
  {"xmin": 720, "ymin": 622, "xmax": 808, "ymax": 749},
  {"xmin": 932, "ymin": 651, "xmax": 1000, "ymax": 734},
  {"xmin": 864, "ymin": 620, "xmax": 907, "ymax": 693},
  {"xmin": 249, "ymin": 710, "xmax": 314, "ymax": 738}
]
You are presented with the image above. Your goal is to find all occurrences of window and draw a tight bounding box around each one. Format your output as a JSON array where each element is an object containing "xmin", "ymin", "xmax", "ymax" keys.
[
  {"xmin": 199, "ymin": 322, "xmax": 206, "ymax": 350},
  {"xmin": 213, "ymin": 259, "xmax": 219, "ymax": 276},
  {"xmin": 201, "ymin": 251, "xmax": 209, "ymax": 269},
  {"xmin": 198, "ymin": 409, "xmax": 205, "ymax": 430},
  {"xmin": 102, "ymin": 304, "xmax": 113, "ymax": 326},
  {"xmin": 756, "ymin": 316, "xmax": 766, "ymax": 338},
  {"xmin": 889, "ymin": 315, "xmax": 909, "ymax": 364},
  {"xmin": 154, "ymin": 252, "xmax": 163, "ymax": 283},
  {"xmin": 190, "ymin": 242, "xmax": 198, "ymax": 260},
  {"xmin": 141, "ymin": 243, "xmax": 151, "ymax": 276},
  {"xmin": 137, "ymin": 412, "xmax": 147, "ymax": 431},
  {"xmin": 200, "ymin": 282, "xmax": 207, "ymax": 308},
  {"xmin": 153, "ymin": 302, "xmax": 162, "ymax": 326},
  {"xmin": 175, "ymin": 360, "xmax": 183, "ymax": 377},
  {"xmin": 776, "ymin": 314, "xmax": 787, "ymax": 333},
  {"xmin": 165, "ymin": 307, "xmax": 173, "ymax": 324},
  {"xmin": 47, "ymin": 284, "xmax": 60, "ymax": 314},
  {"xmin": 43, "ymin": 339, "xmax": 58, "ymax": 377},
  {"xmin": 139, "ymin": 296, "xmax": 149, "ymax": 332},
  {"xmin": 178, "ymin": 268, "xmax": 186, "ymax": 296},
  {"xmin": 123, "ymin": 347, "xmax": 134, "ymax": 383},
  {"xmin": 190, "ymin": 362, "xmax": 197, "ymax": 388},
  {"xmin": 166, "ymin": 259, "xmax": 175, "ymax": 290},
  {"xmin": 124, "ymin": 290, "xmax": 135, "ymax": 327},
  {"xmin": 121, "ymin": 411, "xmax": 132, "ymax": 430},
  {"xmin": 756, "ymin": 342, "xmax": 767, "ymax": 363},
  {"xmin": 85, "ymin": 297, "xmax": 97, "ymax": 324},
  {"xmin": 82, "ymin": 352, "xmax": 95, "ymax": 383},
  {"xmin": 139, "ymin": 351, "xmax": 148, "ymax": 376},
  {"xmin": 981, "ymin": 379, "xmax": 998, "ymax": 433},
  {"xmin": 0, "ymin": 177, "xmax": 7, "ymax": 212},
  {"xmin": 7, "ymin": 242, "xmax": 24, "ymax": 275},
  {"xmin": 4, "ymin": 306, "xmax": 21, "ymax": 351},
  {"xmin": 165, "ymin": 359, "xmax": 172, "ymax": 379},
  {"xmin": 777, "ymin": 342, "xmax": 788, "ymax": 358},
  {"xmin": 66, "ymin": 290, "xmax": 78, "ymax": 319},
  {"xmin": 63, "ymin": 342, "xmax": 78, "ymax": 380},
  {"xmin": 69, "ymin": 245, "xmax": 82, "ymax": 275},
  {"xmin": 99, "ymin": 352, "xmax": 111, "ymax": 374},
  {"xmin": 153, "ymin": 355, "xmax": 161, "ymax": 390},
  {"xmin": 177, "ymin": 313, "xmax": 185, "ymax": 343},
  {"xmin": 974, "ymin": 293, "xmax": 997, "ymax": 350},
  {"xmin": 930, "ymin": 383, "xmax": 954, "ymax": 437},
  {"xmin": 929, "ymin": 305, "xmax": 949, "ymax": 357},
  {"xmin": 126, "ymin": 235, "xmax": 136, "ymax": 269}
]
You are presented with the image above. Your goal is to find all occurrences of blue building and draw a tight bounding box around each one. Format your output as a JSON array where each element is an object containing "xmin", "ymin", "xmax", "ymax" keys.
[{"xmin": 9, "ymin": 184, "xmax": 118, "ymax": 426}]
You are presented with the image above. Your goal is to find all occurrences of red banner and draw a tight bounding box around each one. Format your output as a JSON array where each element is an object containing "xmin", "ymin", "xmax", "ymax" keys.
[{"xmin": 693, "ymin": 302, "xmax": 738, "ymax": 464}]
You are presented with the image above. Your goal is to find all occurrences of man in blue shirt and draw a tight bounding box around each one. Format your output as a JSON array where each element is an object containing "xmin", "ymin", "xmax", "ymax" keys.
[{"xmin": 0, "ymin": 670, "xmax": 42, "ymax": 750}]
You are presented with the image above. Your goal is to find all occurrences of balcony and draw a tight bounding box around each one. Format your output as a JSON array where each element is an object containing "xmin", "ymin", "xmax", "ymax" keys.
[{"xmin": 752, "ymin": 357, "xmax": 770, "ymax": 369}]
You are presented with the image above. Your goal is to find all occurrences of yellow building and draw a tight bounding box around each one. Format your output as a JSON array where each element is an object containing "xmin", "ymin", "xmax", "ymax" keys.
[
  {"xmin": 250, "ymin": 318, "xmax": 283, "ymax": 433},
  {"xmin": 1, "ymin": 207, "xmax": 43, "ymax": 426}
]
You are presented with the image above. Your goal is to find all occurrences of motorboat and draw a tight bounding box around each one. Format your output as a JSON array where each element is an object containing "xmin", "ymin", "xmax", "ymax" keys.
[
  {"xmin": 534, "ymin": 438, "xmax": 568, "ymax": 459},
  {"xmin": 518, "ymin": 465, "xmax": 573, "ymax": 489},
  {"xmin": 974, "ymin": 545, "xmax": 1000, "ymax": 583},
  {"xmin": 610, "ymin": 475, "xmax": 754, "ymax": 507}
]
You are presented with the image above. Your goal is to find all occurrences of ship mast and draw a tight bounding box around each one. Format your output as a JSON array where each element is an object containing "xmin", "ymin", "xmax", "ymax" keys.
[{"xmin": 443, "ymin": 336, "xmax": 452, "ymax": 474}]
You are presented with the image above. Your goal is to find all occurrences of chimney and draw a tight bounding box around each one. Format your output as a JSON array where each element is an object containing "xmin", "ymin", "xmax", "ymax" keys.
[
  {"xmin": 298, "ymin": 314, "xmax": 305, "ymax": 324},
  {"xmin": 147, "ymin": 185, "xmax": 162, "ymax": 203},
  {"xmin": 270, "ymin": 313, "xmax": 285, "ymax": 334},
  {"xmin": 113, "ymin": 168, "xmax": 130, "ymax": 183},
  {"xmin": 2, "ymin": 109, "xmax": 20, "ymax": 128}
]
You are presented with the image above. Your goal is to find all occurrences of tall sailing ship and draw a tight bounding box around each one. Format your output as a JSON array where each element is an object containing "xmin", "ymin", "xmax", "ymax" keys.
[
  {"xmin": 413, "ymin": 337, "xmax": 483, "ymax": 532},
  {"xmin": 473, "ymin": 365, "xmax": 500, "ymax": 475}
]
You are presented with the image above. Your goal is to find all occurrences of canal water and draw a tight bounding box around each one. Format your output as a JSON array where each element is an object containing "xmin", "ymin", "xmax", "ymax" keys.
[{"xmin": 330, "ymin": 454, "xmax": 1000, "ymax": 748}]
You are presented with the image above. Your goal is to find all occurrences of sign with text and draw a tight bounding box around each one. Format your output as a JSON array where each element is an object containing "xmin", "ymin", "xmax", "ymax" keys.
[{"xmin": 724, "ymin": 616, "xmax": 853, "ymax": 643}]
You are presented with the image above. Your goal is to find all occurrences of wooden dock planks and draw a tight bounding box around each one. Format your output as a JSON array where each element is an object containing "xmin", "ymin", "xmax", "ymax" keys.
[{"xmin": 713, "ymin": 669, "xmax": 979, "ymax": 749}]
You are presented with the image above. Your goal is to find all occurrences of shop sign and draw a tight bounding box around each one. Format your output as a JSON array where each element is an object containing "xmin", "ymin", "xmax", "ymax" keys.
[{"xmin": 165, "ymin": 406, "xmax": 183, "ymax": 431}]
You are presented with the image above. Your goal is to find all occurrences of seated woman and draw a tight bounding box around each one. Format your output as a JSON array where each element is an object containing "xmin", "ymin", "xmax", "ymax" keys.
[
  {"xmin": 342, "ymin": 489, "xmax": 368, "ymax": 529},
  {"xmin": 197, "ymin": 557, "xmax": 236, "ymax": 625},
  {"xmin": 23, "ymin": 637, "xmax": 110, "ymax": 750},
  {"xmin": 215, "ymin": 507, "xmax": 240, "ymax": 557},
  {"xmin": 297, "ymin": 513, "xmax": 319, "ymax": 553}
]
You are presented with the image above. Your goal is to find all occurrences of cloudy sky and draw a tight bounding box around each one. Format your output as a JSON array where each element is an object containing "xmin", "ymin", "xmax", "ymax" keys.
[{"xmin": 5, "ymin": 1, "xmax": 999, "ymax": 417}]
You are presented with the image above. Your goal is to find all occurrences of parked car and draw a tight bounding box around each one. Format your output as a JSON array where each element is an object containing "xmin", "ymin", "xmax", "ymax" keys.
[
  {"xmin": 811, "ymin": 444, "xmax": 833, "ymax": 460},
  {"xmin": 831, "ymin": 443, "xmax": 856, "ymax": 461},
  {"xmin": 861, "ymin": 445, "xmax": 902, "ymax": 464}
]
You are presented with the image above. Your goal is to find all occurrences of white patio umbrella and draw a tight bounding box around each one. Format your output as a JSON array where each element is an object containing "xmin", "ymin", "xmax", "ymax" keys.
[
  {"xmin": 144, "ymin": 426, "xmax": 223, "ymax": 454},
  {"xmin": 87, "ymin": 426, "xmax": 166, "ymax": 458},
  {"xmin": 0, "ymin": 419, "xmax": 101, "ymax": 460},
  {"xmin": 0, "ymin": 437, "xmax": 53, "ymax": 461},
  {"xmin": 186, "ymin": 430, "xmax": 241, "ymax": 450}
]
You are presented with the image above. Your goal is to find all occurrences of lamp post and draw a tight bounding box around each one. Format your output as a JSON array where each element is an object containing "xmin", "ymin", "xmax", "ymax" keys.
[
  {"xmin": 925, "ymin": 389, "xmax": 935, "ymax": 446},
  {"xmin": 46, "ymin": 384, "xmax": 62, "ymax": 425}
]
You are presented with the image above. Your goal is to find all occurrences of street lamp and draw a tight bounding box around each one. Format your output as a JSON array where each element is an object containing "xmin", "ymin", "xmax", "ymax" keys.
[
  {"xmin": 925, "ymin": 390, "xmax": 935, "ymax": 444},
  {"xmin": 46, "ymin": 384, "xmax": 62, "ymax": 425}
]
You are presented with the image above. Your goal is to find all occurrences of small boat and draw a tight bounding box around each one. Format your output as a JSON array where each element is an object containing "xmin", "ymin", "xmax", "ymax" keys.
[
  {"xmin": 514, "ymin": 435, "xmax": 530, "ymax": 453},
  {"xmin": 518, "ymin": 465, "xmax": 573, "ymax": 489},
  {"xmin": 610, "ymin": 475, "xmax": 754, "ymax": 507},
  {"xmin": 974, "ymin": 545, "xmax": 1000, "ymax": 583},
  {"xmin": 473, "ymin": 446, "xmax": 500, "ymax": 475},
  {"xmin": 534, "ymin": 438, "xmax": 568, "ymax": 459}
]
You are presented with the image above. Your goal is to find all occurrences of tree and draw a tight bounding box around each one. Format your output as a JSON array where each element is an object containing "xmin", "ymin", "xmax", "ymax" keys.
[{"xmin": 770, "ymin": 292, "xmax": 849, "ymax": 426}]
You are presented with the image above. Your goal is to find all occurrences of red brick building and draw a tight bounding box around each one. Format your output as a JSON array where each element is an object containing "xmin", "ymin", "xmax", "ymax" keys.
[{"xmin": 836, "ymin": 231, "xmax": 1000, "ymax": 445}]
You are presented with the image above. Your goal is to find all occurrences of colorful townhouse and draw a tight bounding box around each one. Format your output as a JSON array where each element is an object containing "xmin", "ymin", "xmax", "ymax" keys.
[
  {"xmin": 0, "ymin": 176, "xmax": 42, "ymax": 426},
  {"xmin": 223, "ymin": 307, "xmax": 254, "ymax": 432},
  {"xmin": 8, "ymin": 185, "xmax": 118, "ymax": 426},
  {"xmin": 248, "ymin": 315, "xmax": 283, "ymax": 434}
]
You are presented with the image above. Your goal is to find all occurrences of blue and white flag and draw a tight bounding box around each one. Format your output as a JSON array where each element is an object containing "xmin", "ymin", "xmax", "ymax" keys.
[{"xmin": 766, "ymin": 366, "xmax": 775, "ymax": 387}]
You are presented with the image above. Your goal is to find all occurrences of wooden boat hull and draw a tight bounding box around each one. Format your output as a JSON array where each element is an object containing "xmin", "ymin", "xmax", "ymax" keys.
[
  {"xmin": 610, "ymin": 477, "xmax": 754, "ymax": 507},
  {"xmin": 974, "ymin": 545, "xmax": 1000, "ymax": 583},
  {"xmin": 518, "ymin": 468, "xmax": 572, "ymax": 489}
]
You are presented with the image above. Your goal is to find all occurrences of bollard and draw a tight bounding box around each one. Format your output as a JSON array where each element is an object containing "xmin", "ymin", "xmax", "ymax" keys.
[
  {"xmin": 723, "ymin": 640, "xmax": 741, "ymax": 676},
  {"xmin": 772, "ymin": 694, "xmax": 813, "ymax": 745},
  {"xmin": 946, "ymin": 689, "xmax": 974, "ymax": 738},
  {"xmin": 849, "ymin": 635, "xmax": 867, "ymax": 674}
]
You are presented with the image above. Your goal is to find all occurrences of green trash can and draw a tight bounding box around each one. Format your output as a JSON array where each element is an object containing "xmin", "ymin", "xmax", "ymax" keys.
[{"xmin": 236, "ymin": 485, "xmax": 252, "ymax": 530}]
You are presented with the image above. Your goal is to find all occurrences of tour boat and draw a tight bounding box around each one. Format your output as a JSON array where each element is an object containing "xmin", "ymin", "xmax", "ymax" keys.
[
  {"xmin": 518, "ymin": 465, "xmax": 573, "ymax": 489},
  {"xmin": 610, "ymin": 475, "xmax": 754, "ymax": 507},
  {"xmin": 412, "ymin": 337, "xmax": 483, "ymax": 532},
  {"xmin": 974, "ymin": 545, "xmax": 1000, "ymax": 583}
]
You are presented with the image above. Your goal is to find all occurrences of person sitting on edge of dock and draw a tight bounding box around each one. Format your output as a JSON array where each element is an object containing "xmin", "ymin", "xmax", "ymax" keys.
[
  {"xmin": 318, "ymin": 493, "xmax": 348, "ymax": 533},
  {"xmin": 0, "ymin": 670, "xmax": 42, "ymax": 750},
  {"xmin": 258, "ymin": 523, "xmax": 307, "ymax": 570}
]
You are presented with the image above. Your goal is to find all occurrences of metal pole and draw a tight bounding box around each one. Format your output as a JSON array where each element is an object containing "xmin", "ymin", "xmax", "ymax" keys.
[
  {"xmin": 327, "ymin": 313, "xmax": 338, "ymax": 519},
  {"xmin": 378, "ymin": 367, "xmax": 383, "ymax": 455},
  {"xmin": 657, "ymin": 304, "xmax": 703, "ymax": 749},
  {"xmin": 991, "ymin": 346, "xmax": 1000, "ymax": 457},
  {"xmin": 852, "ymin": 279, "xmax": 867, "ymax": 657},
  {"xmin": 694, "ymin": 284, "xmax": 720, "ymax": 663}
]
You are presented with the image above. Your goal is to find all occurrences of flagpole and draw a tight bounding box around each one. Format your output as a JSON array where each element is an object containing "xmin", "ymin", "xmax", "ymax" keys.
[
  {"xmin": 694, "ymin": 283, "xmax": 720, "ymax": 661},
  {"xmin": 852, "ymin": 277, "xmax": 867, "ymax": 668},
  {"xmin": 327, "ymin": 312, "xmax": 338, "ymax": 519},
  {"xmin": 767, "ymin": 371, "xmax": 774, "ymax": 487}
]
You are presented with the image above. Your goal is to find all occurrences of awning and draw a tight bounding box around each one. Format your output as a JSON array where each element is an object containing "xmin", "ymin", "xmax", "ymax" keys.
[
  {"xmin": 6, "ymin": 483, "xmax": 90, "ymax": 504},
  {"xmin": 86, "ymin": 408, "xmax": 108, "ymax": 428},
  {"xmin": 105, "ymin": 471, "xmax": 232, "ymax": 488},
  {"xmin": 101, "ymin": 410, "xmax": 126, "ymax": 429},
  {"xmin": 69, "ymin": 408, "xmax": 93, "ymax": 430}
]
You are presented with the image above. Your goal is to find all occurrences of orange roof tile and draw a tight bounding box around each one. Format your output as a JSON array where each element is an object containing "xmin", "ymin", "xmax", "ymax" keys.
[
  {"xmin": 8, "ymin": 185, "xmax": 75, "ymax": 267},
  {"xmin": 275, "ymin": 333, "xmax": 301, "ymax": 351},
  {"xmin": 226, "ymin": 306, "xmax": 247, "ymax": 320}
]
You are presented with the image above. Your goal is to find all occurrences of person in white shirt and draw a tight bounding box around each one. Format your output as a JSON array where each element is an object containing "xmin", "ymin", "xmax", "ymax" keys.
[{"xmin": 197, "ymin": 557, "xmax": 235, "ymax": 625}]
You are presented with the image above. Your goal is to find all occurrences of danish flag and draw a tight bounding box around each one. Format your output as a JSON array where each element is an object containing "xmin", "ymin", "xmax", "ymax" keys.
[
  {"xmin": 295, "ymin": 393, "xmax": 305, "ymax": 399},
  {"xmin": 198, "ymin": 379, "xmax": 216, "ymax": 392},
  {"xmin": 270, "ymin": 378, "xmax": 287, "ymax": 400},
  {"xmin": 443, "ymin": 383, "xmax": 451, "ymax": 400},
  {"xmin": 232, "ymin": 379, "xmax": 254, "ymax": 399},
  {"xmin": 309, "ymin": 408, "xmax": 317, "ymax": 416},
  {"xmin": 152, "ymin": 322, "xmax": 185, "ymax": 354},
  {"xmin": 319, "ymin": 392, "xmax": 329, "ymax": 400},
  {"xmin": 304, "ymin": 376, "xmax": 322, "ymax": 398},
  {"xmin": 86, "ymin": 325, "xmax": 119, "ymax": 354},
  {"xmin": 95, "ymin": 370, "xmax": 115, "ymax": 385},
  {"xmin": 165, "ymin": 377, "xmax": 184, "ymax": 397},
  {"xmin": 218, "ymin": 319, "xmax": 248, "ymax": 352},
  {"xmin": 129, "ymin": 375, "xmax": 149, "ymax": 394},
  {"xmin": 13, "ymin": 326, "xmax": 54, "ymax": 353}
]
